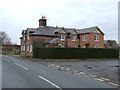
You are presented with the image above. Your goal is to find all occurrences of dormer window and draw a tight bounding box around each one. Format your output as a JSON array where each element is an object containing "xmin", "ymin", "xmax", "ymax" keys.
[
  {"xmin": 71, "ymin": 35, "xmax": 77, "ymax": 41},
  {"xmin": 60, "ymin": 34, "xmax": 65, "ymax": 41}
]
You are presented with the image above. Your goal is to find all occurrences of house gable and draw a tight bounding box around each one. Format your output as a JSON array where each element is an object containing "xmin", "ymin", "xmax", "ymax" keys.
[
  {"xmin": 71, "ymin": 30, "xmax": 77, "ymax": 35},
  {"xmin": 59, "ymin": 29, "xmax": 66, "ymax": 34},
  {"xmin": 92, "ymin": 29, "xmax": 101, "ymax": 33}
]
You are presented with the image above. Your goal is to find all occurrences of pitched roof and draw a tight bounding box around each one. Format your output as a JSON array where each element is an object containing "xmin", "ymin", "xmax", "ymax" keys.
[
  {"xmin": 30, "ymin": 26, "xmax": 60, "ymax": 36},
  {"xmin": 23, "ymin": 26, "xmax": 104, "ymax": 36},
  {"xmin": 76, "ymin": 26, "xmax": 104, "ymax": 35},
  {"xmin": 44, "ymin": 38, "xmax": 59, "ymax": 44}
]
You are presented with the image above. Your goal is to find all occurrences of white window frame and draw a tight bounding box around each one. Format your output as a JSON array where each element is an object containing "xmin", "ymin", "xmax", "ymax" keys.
[
  {"xmin": 29, "ymin": 45, "xmax": 32, "ymax": 52},
  {"xmin": 94, "ymin": 34, "xmax": 99, "ymax": 41},
  {"xmin": 71, "ymin": 35, "xmax": 77, "ymax": 41},
  {"xmin": 83, "ymin": 35, "xmax": 87, "ymax": 41},
  {"xmin": 21, "ymin": 46, "xmax": 23, "ymax": 51},
  {"xmin": 27, "ymin": 33, "xmax": 29, "ymax": 40},
  {"xmin": 60, "ymin": 34, "xmax": 65, "ymax": 41},
  {"xmin": 94, "ymin": 46, "xmax": 99, "ymax": 48},
  {"xmin": 22, "ymin": 45, "xmax": 25, "ymax": 51},
  {"xmin": 23, "ymin": 35, "xmax": 25, "ymax": 41},
  {"xmin": 75, "ymin": 46, "xmax": 79, "ymax": 48},
  {"xmin": 83, "ymin": 45, "xmax": 86, "ymax": 48},
  {"xmin": 27, "ymin": 45, "xmax": 29, "ymax": 51}
]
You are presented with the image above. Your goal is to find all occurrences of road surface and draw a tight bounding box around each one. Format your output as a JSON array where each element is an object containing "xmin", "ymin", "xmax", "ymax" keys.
[{"xmin": 2, "ymin": 55, "xmax": 118, "ymax": 89}]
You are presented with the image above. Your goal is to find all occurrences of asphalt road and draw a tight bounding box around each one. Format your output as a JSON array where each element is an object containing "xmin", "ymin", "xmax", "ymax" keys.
[{"xmin": 2, "ymin": 55, "xmax": 118, "ymax": 88}]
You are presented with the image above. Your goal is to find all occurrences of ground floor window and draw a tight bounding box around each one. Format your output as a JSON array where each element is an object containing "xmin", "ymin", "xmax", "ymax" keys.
[
  {"xmin": 83, "ymin": 45, "xmax": 86, "ymax": 48},
  {"xmin": 21, "ymin": 45, "xmax": 25, "ymax": 51},
  {"xmin": 30, "ymin": 45, "xmax": 32, "ymax": 52},
  {"xmin": 27, "ymin": 45, "xmax": 29, "ymax": 51},
  {"xmin": 94, "ymin": 46, "xmax": 99, "ymax": 48},
  {"xmin": 21, "ymin": 46, "xmax": 23, "ymax": 51}
]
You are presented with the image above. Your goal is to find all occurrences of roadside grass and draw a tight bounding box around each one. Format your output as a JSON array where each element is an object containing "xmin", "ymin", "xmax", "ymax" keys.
[{"xmin": 0, "ymin": 51, "xmax": 19, "ymax": 55}]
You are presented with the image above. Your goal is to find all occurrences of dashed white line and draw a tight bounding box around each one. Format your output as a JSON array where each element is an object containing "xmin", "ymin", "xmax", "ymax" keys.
[
  {"xmin": 51, "ymin": 64, "xmax": 55, "ymax": 66},
  {"xmin": 66, "ymin": 68, "xmax": 71, "ymax": 71},
  {"xmin": 108, "ymin": 82, "xmax": 120, "ymax": 87},
  {"xmin": 47, "ymin": 64, "xmax": 119, "ymax": 87},
  {"xmin": 100, "ymin": 77, "xmax": 110, "ymax": 81},
  {"xmin": 38, "ymin": 75, "xmax": 62, "ymax": 90},
  {"xmin": 14, "ymin": 62, "xmax": 28, "ymax": 70},
  {"xmin": 73, "ymin": 70, "xmax": 77, "ymax": 72},
  {"xmin": 79, "ymin": 72, "xmax": 86, "ymax": 75},
  {"xmin": 61, "ymin": 67, "xmax": 65, "ymax": 69},
  {"xmin": 88, "ymin": 74, "xmax": 96, "ymax": 77},
  {"xmin": 116, "ymin": 82, "xmax": 119, "ymax": 84},
  {"xmin": 56, "ymin": 65, "xmax": 59, "ymax": 68},
  {"xmin": 75, "ymin": 73, "xmax": 81, "ymax": 75},
  {"xmin": 94, "ymin": 78, "xmax": 104, "ymax": 82}
]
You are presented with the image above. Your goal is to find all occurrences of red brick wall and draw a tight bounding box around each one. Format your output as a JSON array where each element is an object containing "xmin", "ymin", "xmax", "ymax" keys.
[
  {"xmin": 67, "ymin": 37, "xmax": 79, "ymax": 47},
  {"xmin": 80, "ymin": 33, "xmax": 104, "ymax": 48},
  {"xmin": 20, "ymin": 32, "xmax": 104, "ymax": 57}
]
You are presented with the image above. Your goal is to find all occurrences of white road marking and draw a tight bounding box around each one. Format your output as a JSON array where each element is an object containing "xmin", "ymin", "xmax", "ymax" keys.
[
  {"xmin": 88, "ymin": 74, "xmax": 96, "ymax": 77},
  {"xmin": 61, "ymin": 67, "xmax": 65, "ymax": 69},
  {"xmin": 38, "ymin": 76, "xmax": 62, "ymax": 90},
  {"xmin": 14, "ymin": 62, "xmax": 28, "ymax": 70},
  {"xmin": 48, "ymin": 64, "xmax": 120, "ymax": 87},
  {"xmin": 51, "ymin": 64, "xmax": 55, "ymax": 66},
  {"xmin": 66, "ymin": 68, "xmax": 71, "ymax": 71},
  {"xmin": 94, "ymin": 78, "xmax": 104, "ymax": 82},
  {"xmin": 75, "ymin": 73, "xmax": 81, "ymax": 75},
  {"xmin": 73, "ymin": 70, "xmax": 77, "ymax": 72},
  {"xmin": 108, "ymin": 82, "xmax": 120, "ymax": 87},
  {"xmin": 79, "ymin": 72, "xmax": 86, "ymax": 75},
  {"xmin": 116, "ymin": 82, "xmax": 119, "ymax": 84},
  {"xmin": 56, "ymin": 65, "xmax": 59, "ymax": 68},
  {"xmin": 100, "ymin": 77, "xmax": 110, "ymax": 81}
]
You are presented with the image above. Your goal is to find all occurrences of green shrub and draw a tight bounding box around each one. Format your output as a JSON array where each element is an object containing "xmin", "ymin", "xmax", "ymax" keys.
[{"xmin": 33, "ymin": 48, "xmax": 119, "ymax": 59}]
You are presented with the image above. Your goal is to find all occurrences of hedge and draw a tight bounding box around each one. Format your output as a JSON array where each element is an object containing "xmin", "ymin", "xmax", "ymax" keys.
[{"xmin": 33, "ymin": 48, "xmax": 119, "ymax": 59}]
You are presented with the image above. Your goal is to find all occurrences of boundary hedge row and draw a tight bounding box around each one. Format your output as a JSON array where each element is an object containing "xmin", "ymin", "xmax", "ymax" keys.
[{"xmin": 33, "ymin": 48, "xmax": 119, "ymax": 59}]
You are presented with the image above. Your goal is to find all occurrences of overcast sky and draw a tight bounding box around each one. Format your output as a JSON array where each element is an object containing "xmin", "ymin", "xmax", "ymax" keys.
[{"xmin": 0, "ymin": 0, "xmax": 119, "ymax": 44}]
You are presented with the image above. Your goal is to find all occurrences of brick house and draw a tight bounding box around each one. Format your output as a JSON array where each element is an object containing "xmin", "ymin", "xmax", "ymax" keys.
[{"xmin": 20, "ymin": 16, "xmax": 105, "ymax": 57}]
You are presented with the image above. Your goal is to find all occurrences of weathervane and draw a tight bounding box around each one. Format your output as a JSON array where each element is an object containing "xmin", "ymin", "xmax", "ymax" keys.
[{"xmin": 41, "ymin": 14, "xmax": 46, "ymax": 19}]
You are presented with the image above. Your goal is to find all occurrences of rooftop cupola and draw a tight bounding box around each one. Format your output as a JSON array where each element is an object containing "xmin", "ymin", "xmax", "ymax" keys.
[{"xmin": 39, "ymin": 16, "xmax": 47, "ymax": 26}]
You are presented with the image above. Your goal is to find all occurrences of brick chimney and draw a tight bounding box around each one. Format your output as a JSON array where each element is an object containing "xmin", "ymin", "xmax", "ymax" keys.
[{"xmin": 39, "ymin": 16, "xmax": 47, "ymax": 26}]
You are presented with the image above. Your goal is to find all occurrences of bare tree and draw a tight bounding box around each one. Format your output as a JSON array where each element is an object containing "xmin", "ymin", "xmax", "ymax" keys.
[{"xmin": 0, "ymin": 31, "xmax": 11, "ymax": 46}]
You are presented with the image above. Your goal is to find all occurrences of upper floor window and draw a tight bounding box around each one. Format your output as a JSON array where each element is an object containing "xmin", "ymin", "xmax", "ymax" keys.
[
  {"xmin": 27, "ymin": 33, "xmax": 29, "ymax": 40},
  {"xmin": 94, "ymin": 34, "xmax": 99, "ymax": 41},
  {"xmin": 23, "ymin": 35, "xmax": 25, "ymax": 41},
  {"xmin": 60, "ymin": 34, "xmax": 65, "ymax": 41},
  {"xmin": 83, "ymin": 35, "xmax": 87, "ymax": 41},
  {"xmin": 71, "ymin": 35, "xmax": 77, "ymax": 41}
]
